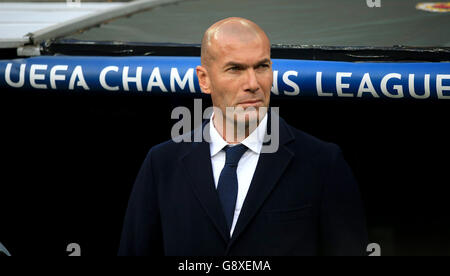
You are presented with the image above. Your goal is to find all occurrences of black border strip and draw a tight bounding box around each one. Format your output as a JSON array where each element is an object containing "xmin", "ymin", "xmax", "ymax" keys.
[
  {"xmin": 41, "ymin": 39, "xmax": 450, "ymax": 62},
  {"xmin": 1, "ymin": 39, "xmax": 449, "ymax": 62}
]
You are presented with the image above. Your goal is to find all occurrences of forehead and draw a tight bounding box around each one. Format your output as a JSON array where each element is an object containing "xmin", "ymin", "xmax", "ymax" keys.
[{"xmin": 211, "ymin": 35, "xmax": 270, "ymax": 65}]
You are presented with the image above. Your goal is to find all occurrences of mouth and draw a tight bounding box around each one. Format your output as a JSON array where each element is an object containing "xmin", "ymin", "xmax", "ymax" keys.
[{"xmin": 237, "ymin": 100, "xmax": 263, "ymax": 108}]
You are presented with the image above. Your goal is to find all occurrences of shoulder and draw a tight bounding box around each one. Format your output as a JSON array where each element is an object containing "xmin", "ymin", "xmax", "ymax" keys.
[
  {"xmin": 281, "ymin": 118, "xmax": 341, "ymax": 161},
  {"xmin": 146, "ymin": 139, "xmax": 190, "ymax": 162},
  {"xmin": 144, "ymin": 127, "xmax": 202, "ymax": 163}
]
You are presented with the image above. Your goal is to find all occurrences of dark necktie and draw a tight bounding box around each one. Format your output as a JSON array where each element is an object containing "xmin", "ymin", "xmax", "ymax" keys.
[{"xmin": 217, "ymin": 144, "xmax": 248, "ymax": 232}]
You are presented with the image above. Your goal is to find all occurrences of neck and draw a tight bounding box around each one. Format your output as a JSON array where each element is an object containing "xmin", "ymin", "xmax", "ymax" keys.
[{"xmin": 213, "ymin": 113, "xmax": 261, "ymax": 144}]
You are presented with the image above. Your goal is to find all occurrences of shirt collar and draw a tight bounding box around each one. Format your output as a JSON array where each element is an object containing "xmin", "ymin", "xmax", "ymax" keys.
[{"xmin": 209, "ymin": 111, "xmax": 268, "ymax": 157}]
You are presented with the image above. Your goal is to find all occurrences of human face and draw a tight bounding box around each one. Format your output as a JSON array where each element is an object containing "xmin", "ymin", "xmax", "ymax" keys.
[{"xmin": 197, "ymin": 35, "xmax": 272, "ymax": 126}]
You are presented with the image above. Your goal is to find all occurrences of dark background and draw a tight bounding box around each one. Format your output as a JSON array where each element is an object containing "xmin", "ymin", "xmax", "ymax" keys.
[{"xmin": 1, "ymin": 88, "xmax": 449, "ymax": 256}]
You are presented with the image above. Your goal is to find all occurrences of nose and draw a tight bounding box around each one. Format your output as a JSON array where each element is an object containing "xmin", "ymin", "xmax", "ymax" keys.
[{"xmin": 244, "ymin": 69, "xmax": 259, "ymax": 93}]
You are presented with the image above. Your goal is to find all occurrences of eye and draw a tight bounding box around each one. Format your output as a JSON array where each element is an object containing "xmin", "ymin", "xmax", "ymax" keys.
[
  {"xmin": 228, "ymin": 66, "xmax": 242, "ymax": 71},
  {"xmin": 256, "ymin": 64, "xmax": 270, "ymax": 69}
]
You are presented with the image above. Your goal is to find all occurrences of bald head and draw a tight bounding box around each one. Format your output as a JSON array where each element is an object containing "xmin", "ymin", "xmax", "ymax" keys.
[{"xmin": 201, "ymin": 17, "xmax": 270, "ymax": 67}]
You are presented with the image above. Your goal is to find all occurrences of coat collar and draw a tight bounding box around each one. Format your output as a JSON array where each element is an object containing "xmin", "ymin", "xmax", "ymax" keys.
[{"xmin": 209, "ymin": 111, "xmax": 269, "ymax": 156}]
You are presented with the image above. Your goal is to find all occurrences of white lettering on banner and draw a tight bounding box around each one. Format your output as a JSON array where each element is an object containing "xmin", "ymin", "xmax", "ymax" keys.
[
  {"xmin": 69, "ymin": 66, "xmax": 90, "ymax": 90},
  {"xmin": 50, "ymin": 65, "xmax": 68, "ymax": 90},
  {"xmin": 1, "ymin": 62, "xmax": 449, "ymax": 100},
  {"xmin": 170, "ymin": 68, "xmax": 195, "ymax": 92},
  {"xmin": 282, "ymin": 70, "xmax": 300, "ymax": 96},
  {"xmin": 30, "ymin": 64, "xmax": 48, "ymax": 89},
  {"xmin": 357, "ymin": 73, "xmax": 379, "ymax": 98},
  {"xmin": 271, "ymin": 70, "xmax": 279, "ymax": 95},
  {"xmin": 316, "ymin": 72, "xmax": 332, "ymax": 97},
  {"xmin": 437, "ymin": 74, "xmax": 450, "ymax": 99},
  {"xmin": 409, "ymin": 74, "xmax": 430, "ymax": 99},
  {"xmin": 100, "ymin": 66, "xmax": 119, "ymax": 91},
  {"xmin": 381, "ymin": 73, "xmax": 403, "ymax": 98},
  {"xmin": 147, "ymin": 67, "xmax": 168, "ymax": 92},
  {"xmin": 315, "ymin": 72, "xmax": 435, "ymax": 99},
  {"xmin": 5, "ymin": 63, "xmax": 26, "ymax": 88},
  {"xmin": 123, "ymin": 66, "xmax": 143, "ymax": 92},
  {"xmin": 336, "ymin": 72, "xmax": 353, "ymax": 97}
]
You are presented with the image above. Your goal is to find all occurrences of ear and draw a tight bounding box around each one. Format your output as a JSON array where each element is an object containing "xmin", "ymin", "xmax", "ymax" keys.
[{"xmin": 196, "ymin": 65, "xmax": 211, "ymax": 94}]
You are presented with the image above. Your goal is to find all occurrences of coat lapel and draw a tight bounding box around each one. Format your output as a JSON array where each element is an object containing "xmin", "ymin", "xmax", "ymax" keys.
[{"xmin": 180, "ymin": 121, "xmax": 230, "ymax": 244}]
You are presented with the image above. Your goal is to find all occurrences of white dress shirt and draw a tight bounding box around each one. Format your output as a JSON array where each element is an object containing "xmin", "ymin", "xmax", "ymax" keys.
[{"xmin": 209, "ymin": 112, "xmax": 268, "ymax": 237}]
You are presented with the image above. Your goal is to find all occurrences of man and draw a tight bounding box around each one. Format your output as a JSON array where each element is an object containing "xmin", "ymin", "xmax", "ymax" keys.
[{"xmin": 119, "ymin": 17, "xmax": 368, "ymax": 256}]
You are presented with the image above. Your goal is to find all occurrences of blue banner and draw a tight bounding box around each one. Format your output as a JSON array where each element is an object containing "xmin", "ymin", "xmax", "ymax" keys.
[{"xmin": 1, "ymin": 56, "xmax": 449, "ymax": 99}]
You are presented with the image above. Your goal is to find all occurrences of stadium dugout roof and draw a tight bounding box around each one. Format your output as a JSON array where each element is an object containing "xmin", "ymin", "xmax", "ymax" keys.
[
  {"xmin": 0, "ymin": 1, "xmax": 125, "ymax": 49},
  {"xmin": 0, "ymin": 0, "xmax": 449, "ymax": 60},
  {"xmin": 0, "ymin": 0, "xmax": 180, "ymax": 50},
  {"xmin": 66, "ymin": 0, "xmax": 450, "ymax": 48}
]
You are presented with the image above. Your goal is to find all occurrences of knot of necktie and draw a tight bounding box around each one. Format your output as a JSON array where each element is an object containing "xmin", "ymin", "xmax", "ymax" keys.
[{"xmin": 224, "ymin": 144, "xmax": 248, "ymax": 167}]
